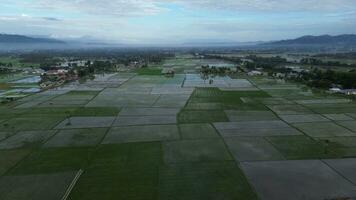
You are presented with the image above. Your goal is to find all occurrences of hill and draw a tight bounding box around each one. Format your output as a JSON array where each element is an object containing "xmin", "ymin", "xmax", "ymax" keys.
[
  {"xmin": 264, "ymin": 34, "xmax": 356, "ymax": 46},
  {"xmin": 0, "ymin": 34, "xmax": 65, "ymax": 44}
]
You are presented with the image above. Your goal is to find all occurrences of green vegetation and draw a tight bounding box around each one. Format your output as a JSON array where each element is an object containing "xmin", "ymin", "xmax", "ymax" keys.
[
  {"xmin": 179, "ymin": 123, "xmax": 220, "ymax": 139},
  {"xmin": 10, "ymin": 147, "xmax": 93, "ymax": 174},
  {"xmin": 266, "ymin": 135, "xmax": 344, "ymax": 159},
  {"xmin": 187, "ymin": 87, "xmax": 270, "ymax": 111},
  {"xmin": 44, "ymin": 128, "xmax": 108, "ymax": 148},
  {"xmin": 17, "ymin": 106, "xmax": 120, "ymax": 118},
  {"xmin": 301, "ymin": 57, "xmax": 356, "ymax": 68},
  {"xmin": 0, "ymin": 149, "xmax": 32, "ymax": 176},
  {"xmin": 163, "ymin": 139, "xmax": 232, "ymax": 163},
  {"xmin": 294, "ymin": 68, "xmax": 356, "ymax": 89},
  {"xmin": 191, "ymin": 87, "xmax": 222, "ymax": 98},
  {"xmin": 135, "ymin": 67, "xmax": 162, "ymax": 75},
  {"xmin": 179, "ymin": 88, "xmax": 271, "ymax": 123},
  {"xmin": 19, "ymin": 107, "xmax": 79, "ymax": 117},
  {"xmin": 0, "ymin": 117, "xmax": 64, "ymax": 131},
  {"xmin": 71, "ymin": 107, "xmax": 120, "ymax": 116},
  {"xmin": 1, "ymin": 53, "xmax": 356, "ymax": 199},
  {"xmin": 0, "ymin": 56, "xmax": 39, "ymax": 67},
  {"xmin": 304, "ymin": 103, "xmax": 356, "ymax": 114},
  {"xmin": 69, "ymin": 143, "xmax": 161, "ymax": 200},
  {"xmin": 0, "ymin": 74, "xmax": 28, "ymax": 83},
  {"xmin": 178, "ymin": 110, "xmax": 228, "ymax": 123},
  {"xmin": 318, "ymin": 137, "xmax": 356, "ymax": 157},
  {"xmin": 159, "ymin": 162, "xmax": 259, "ymax": 200}
]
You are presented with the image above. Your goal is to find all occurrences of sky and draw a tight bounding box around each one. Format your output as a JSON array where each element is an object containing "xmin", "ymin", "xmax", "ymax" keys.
[{"xmin": 0, "ymin": 0, "xmax": 356, "ymax": 45}]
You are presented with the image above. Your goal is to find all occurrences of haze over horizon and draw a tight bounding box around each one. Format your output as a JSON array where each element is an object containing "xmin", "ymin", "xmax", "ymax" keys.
[{"xmin": 1, "ymin": 0, "xmax": 356, "ymax": 45}]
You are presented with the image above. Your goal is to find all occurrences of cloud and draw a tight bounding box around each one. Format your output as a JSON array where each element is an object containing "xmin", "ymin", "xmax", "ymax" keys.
[
  {"xmin": 20, "ymin": 0, "xmax": 356, "ymax": 19},
  {"xmin": 42, "ymin": 17, "xmax": 61, "ymax": 21},
  {"xmin": 170, "ymin": 0, "xmax": 356, "ymax": 12},
  {"xmin": 29, "ymin": 0, "xmax": 165, "ymax": 17},
  {"xmin": 2, "ymin": 0, "xmax": 356, "ymax": 44}
]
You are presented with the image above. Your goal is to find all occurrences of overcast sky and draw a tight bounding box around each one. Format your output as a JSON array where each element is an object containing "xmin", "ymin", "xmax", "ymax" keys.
[{"xmin": 1, "ymin": 0, "xmax": 356, "ymax": 44}]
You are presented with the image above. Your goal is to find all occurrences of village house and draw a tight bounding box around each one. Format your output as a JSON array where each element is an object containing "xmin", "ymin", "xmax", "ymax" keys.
[
  {"xmin": 161, "ymin": 68, "xmax": 175, "ymax": 76},
  {"xmin": 247, "ymin": 70, "xmax": 263, "ymax": 76}
]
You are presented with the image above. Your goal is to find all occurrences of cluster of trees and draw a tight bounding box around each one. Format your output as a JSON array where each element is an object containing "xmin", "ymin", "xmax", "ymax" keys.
[
  {"xmin": 0, "ymin": 62, "xmax": 19, "ymax": 74},
  {"xmin": 116, "ymin": 53, "xmax": 170, "ymax": 66},
  {"xmin": 200, "ymin": 65, "xmax": 234, "ymax": 75},
  {"xmin": 90, "ymin": 61, "xmax": 113, "ymax": 72},
  {"xmin": 65, "ymin": 61, "xmax": 110, "ymax": 78},
  {"xmin": 300, "ymin": 58, "xmax": 356, "ymax": 67},
  {"xmin": 0, "ymin": 62, "xmax": 13, "ymax": 67},
  {"xmin": 314, "ymin": 52, "xmax": 356, "ymax": 59},
  {"xmin": 19, "ymin": 49, "xmax": 173, "ymax": 71},
  {"xmin": 203, "ymin": 54, "xmax": 288, "ymax": 70},
  {"xmin": 0, "ymin": 67, "xmax": 12, "ymax": 74},
  {"xmin": 203, "ymin": 54, "xmax": 242, "ymax": 64},
  {"xmin": 244, "ymin": 55, "xmax": 287, "ymax": 70},
  {"xmin": 291, "ymin": 69, "xmax": 356, "ymax": 89},
  {"xmin": 203, "ymin": 53, "xmax": 356, "ymax": 91}
]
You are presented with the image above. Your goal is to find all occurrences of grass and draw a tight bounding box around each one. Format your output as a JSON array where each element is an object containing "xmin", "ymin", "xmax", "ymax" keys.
[{"xmin": 135, "ymin": 68, "xmax": 162, "ymax": 75}]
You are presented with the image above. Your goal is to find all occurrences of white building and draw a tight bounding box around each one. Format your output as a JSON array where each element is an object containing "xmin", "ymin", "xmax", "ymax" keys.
[{"xmin": 247, "ymin": 70, "xmax": 263, "ymax": 76}]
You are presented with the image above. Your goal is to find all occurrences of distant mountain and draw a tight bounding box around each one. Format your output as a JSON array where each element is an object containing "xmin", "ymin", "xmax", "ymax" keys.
[
  {"xmin": 264, "ymin": 34, "xmax": 356, "ymax": 46},
  {"xmin": 0, "ymin": 34, "xmax": 65, "ymax": 44},
  {"xmin": 181, "ymin": 40, "xmax": 264, "ymax": 47}
]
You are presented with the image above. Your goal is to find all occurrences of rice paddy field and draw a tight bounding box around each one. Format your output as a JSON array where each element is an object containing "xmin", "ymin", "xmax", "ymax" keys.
[
  {"xmin": 1, "ymin": 56, "xmax": 356, "ymax": 200},
  {"xmin": 0, "ymin": 74, "xmax": 42, "ymax": 101}
]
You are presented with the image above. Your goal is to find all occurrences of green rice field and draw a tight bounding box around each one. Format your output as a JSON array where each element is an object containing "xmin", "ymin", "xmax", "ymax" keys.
[{"xmin": 1, "ymin": 56, "xmax": 356, "ymax": 200}]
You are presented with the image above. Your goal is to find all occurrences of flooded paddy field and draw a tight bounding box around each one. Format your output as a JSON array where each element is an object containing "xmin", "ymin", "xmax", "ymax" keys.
[{"xmin": 0, "ymin": 75, "xmax": 41, "ymax": 100}]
